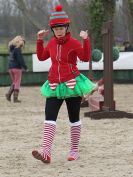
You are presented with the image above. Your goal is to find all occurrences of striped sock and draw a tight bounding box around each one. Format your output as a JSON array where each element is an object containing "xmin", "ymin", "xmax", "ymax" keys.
[
  {"xmin": 41, "ymin": 121, "xmax": 56, "ymax": 158},
  {"xmin": 68, "ymin": 121, "xmax": 81, "ymax": 161}
]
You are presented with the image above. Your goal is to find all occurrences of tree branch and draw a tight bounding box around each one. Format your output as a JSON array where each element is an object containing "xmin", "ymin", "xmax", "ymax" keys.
[{"xmin": 14, "ymin": 0, "xmax": 43, "ymax": 29}]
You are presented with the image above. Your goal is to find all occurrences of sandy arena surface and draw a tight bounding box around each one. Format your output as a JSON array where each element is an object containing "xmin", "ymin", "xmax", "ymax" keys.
[{"xmin": 0, "ymin": 84, "xmax": 133, "ymax": 177}]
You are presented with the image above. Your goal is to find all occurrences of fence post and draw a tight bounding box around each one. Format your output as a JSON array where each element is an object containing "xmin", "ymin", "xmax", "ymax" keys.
[
  {"xmin": 102, "ymin": 21, "xmax": 115, "ymax": 111},
  {"xmin": 84, "ymin": 21, "xmax": 133, "ymax": 119}
]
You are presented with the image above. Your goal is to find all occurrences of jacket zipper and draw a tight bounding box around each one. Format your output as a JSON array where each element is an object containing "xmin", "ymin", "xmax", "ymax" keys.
[{"xmin": 56, "ymin": 44, "xmax": 61, "ymax": 83}]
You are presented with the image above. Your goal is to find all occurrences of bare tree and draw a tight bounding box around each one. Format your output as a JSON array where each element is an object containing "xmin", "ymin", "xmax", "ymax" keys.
[
  {"xmin": 114, "ymin": 0, "xmax": 132, "ymax": 43},
  {"xmin": 14, "ymin": 0, "xmax": 44, "ymax": 29},
  {"xmin": 0, "ymin": 0, "xmax": 91, "ymax": 39},
  {"xmin": 0, "ymin": 0, "xmax": 15, "ymax": 37}
]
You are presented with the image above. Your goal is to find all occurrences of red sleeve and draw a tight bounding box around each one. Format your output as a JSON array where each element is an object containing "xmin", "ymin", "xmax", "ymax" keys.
[
  {"xmin": 75, "ymin": 37, "xmax": 91, "ymax": 62},
  {"xmin": 36, "ymin": 39, "xmax": 50, "ymax": 61}
]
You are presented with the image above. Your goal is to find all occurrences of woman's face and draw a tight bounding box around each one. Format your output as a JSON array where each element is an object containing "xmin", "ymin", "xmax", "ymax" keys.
[
  {"xmin": 18, "ymin": 37, "xmax": 25, "ymax": 47},
  {"xmin": 52, "ymin": 26, "xmax": 67, "ymax": 38}
]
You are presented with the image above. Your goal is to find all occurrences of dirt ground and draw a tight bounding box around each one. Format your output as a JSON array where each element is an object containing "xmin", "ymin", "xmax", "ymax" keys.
[{"xmin": 0, "ymin": 84, "xmax": 133, "ymax": 177}]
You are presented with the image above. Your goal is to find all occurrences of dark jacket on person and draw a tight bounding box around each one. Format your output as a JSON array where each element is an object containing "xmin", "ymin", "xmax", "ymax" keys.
[
  {"xmin": 125, "ymin": 45, "xmax": 133, "ymax": 52},
  {"xmin": 8, "ymin": 45, "xmax": 27, "ymax": 70}
]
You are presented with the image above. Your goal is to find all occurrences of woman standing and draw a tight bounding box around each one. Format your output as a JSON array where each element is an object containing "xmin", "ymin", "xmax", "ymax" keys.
[
  {"xmin": 6, "ymin": 36, "xmax": 27, "ymax": 103},
  {"xmin": 32, "ymin": 5, "xmax": 96, "ymax": 163}
]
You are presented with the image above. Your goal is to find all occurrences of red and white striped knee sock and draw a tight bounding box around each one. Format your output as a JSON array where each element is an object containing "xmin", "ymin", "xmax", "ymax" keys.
[
  {"xmin": 41, "ymin": 120, "xmax": 56, "ymax": 158},
  {"xmin": 68, "ymin": 121, "xmax": 81, "ymax": 161}
]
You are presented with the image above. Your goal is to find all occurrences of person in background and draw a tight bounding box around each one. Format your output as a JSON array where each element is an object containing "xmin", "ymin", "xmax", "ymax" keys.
[
  {"xmin": 32, "ymin": 5, "xmax": 97, "ymax": 163},
  {"xmin": 5, "ymin": 35, "xmax": 27, "ymax": 103},
  {"xmin": 123, "ymin": 41, "xmax": 133, "ymax": 51}
]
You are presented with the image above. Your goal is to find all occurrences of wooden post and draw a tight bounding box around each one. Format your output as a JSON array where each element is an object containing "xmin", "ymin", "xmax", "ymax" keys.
[
  {"xmin": 88, "ymin": 30, "xmax": 94, "ymax": 81},
  {"xmin": 102, "ymin": 21, "xmax": 115, "ymax": 111},
  {"xmin": 84, "ymin": 21, "xmax": 133, "ymax": 119}
]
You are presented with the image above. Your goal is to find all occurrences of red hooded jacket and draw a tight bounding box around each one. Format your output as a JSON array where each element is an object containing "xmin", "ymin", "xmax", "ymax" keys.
[{"xmin": 36, "ymin": 32, "xmax": 91, "ymax": 83}]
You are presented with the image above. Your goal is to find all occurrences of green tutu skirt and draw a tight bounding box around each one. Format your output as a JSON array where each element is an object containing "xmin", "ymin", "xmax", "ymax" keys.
[{"xmin": 41, "ymin": 73, "xmax": 96, "ymax": 99}]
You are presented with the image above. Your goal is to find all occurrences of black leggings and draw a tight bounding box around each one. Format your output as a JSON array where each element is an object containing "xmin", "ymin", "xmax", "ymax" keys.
[{"xmin": 45, "ymin": 97, "xmax": 82, "ymax": 123}]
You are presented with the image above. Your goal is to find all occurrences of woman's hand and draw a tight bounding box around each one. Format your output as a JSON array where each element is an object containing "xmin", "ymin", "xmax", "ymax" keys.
[
  {"xmin": 37, "ymin": 29, "xmax": 49, "ymax": 39},
  {"xmin": 79, "ymin": 30, "xmax": 88, "ymax": 39}
]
